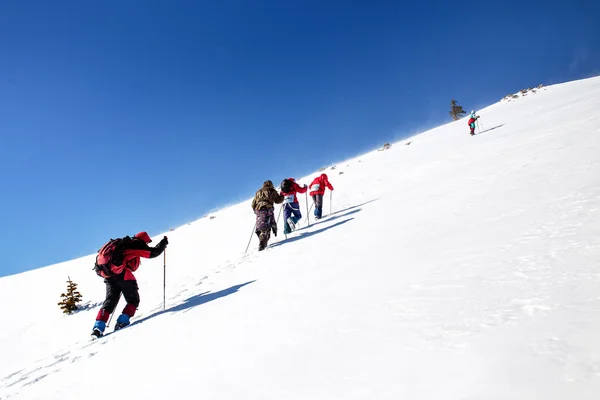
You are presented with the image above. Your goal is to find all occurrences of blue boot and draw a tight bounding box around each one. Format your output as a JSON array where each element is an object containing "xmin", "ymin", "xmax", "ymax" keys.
[
  {"xmin": 283, "ymin": 219, "xmax": 292, "ymax": 235},
  {"xmin": 114, "ymin": 314, "xmax": 130, "ymax": 331},
  {"xmin": 286, "ymin": 217, "xmax": 297, "ymax": 232},
  {"xmin": 92, "ymin": 320, "xmax": 106, "ymax": 338}
]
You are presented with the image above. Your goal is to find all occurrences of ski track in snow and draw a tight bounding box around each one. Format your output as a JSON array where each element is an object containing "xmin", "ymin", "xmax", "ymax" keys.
[
  {"xmin": 2, "ymin": 77, "xmax": 600, "ymax": 399},
  {"xmin": 0, "ymin": 269, "xmax": 227, "ymax": 396}
]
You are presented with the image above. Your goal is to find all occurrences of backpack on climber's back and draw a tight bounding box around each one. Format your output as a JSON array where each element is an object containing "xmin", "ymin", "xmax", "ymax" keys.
[
  {"xmin": 280, "ymin": 179, "xmax": 293, "ymax": 193},
  {"xmin": 93, "ymin": 236, "xmax": 132, "ymax": 278}
]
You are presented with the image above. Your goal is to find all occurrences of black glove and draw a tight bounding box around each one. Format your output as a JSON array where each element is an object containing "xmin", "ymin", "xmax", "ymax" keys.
[{"xmin": 159, "ymin": 236, "xmax": 169, "ymax": 248}]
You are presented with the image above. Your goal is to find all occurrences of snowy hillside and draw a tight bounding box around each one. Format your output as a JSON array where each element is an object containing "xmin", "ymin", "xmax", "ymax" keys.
[{"xmin": 1, "ymin": 76, "xmax": 600, "ymax": 400}]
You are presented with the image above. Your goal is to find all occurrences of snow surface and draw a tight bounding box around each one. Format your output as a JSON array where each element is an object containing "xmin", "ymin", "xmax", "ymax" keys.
[{"xmin": 1, "ymin": 76, "xmax": 600, "ymax": 400}]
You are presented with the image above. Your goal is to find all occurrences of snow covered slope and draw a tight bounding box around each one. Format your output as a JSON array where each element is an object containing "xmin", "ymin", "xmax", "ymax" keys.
[{"xmin": 1, "ymin": 76, "xmax": 600, "ymax": 400}]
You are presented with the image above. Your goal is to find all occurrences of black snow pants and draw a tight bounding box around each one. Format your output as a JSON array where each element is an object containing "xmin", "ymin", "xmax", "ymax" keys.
[{"xmin": 101, "ymin": 275, "xmax": 140, "ymax": 316}]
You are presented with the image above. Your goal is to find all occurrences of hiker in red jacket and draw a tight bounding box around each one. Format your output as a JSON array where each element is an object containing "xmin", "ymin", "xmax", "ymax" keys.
[
  {"xmin": 92, "ymin": 231, "xmax": 168, "ymax": 338},
  {"xmin": 280, "ymin": 178, "xmax": 307, "ymax": 234},
  {"xmin": 309, "ymin": 173, "xmax": 334, "ymax": 219}
]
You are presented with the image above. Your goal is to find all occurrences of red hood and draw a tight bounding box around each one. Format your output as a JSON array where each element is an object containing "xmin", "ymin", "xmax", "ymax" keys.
[{"xmin": 135, "ymin": 231, "xmax": 152, "ymax": 243}]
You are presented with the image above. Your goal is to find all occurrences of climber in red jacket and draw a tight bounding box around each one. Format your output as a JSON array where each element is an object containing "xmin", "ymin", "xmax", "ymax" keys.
[
  {"xmin": 309, "ymin": 173, "xmax": 334, "ymax": 219},
  {"xmin": 92, "ymin": 232, "xmax": 168, "ymax": 338},
  {"xmin": 280, "ymin": 178, "xmax": 307, "ymax": 234}
]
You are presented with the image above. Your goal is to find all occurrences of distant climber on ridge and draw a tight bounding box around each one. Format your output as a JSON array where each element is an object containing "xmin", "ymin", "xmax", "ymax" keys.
[{"xmin": 468, "ymin": 110, "xmax": 480, "ymax": 136}]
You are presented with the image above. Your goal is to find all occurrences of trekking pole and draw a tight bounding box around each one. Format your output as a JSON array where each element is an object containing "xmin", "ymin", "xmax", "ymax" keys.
[
  {"xmin": 163, "ymin": 249, "xmax": 166, "ymax": 311},
  {"xmin": 279, "ymin": 205, "xmax": 288, "ymax": 240},
  {"xmin": 275, "ymin": 205, "xmax": 287, "ymax": 240},
  {"xmin": 305, "ymin": 192, "xmax": 310, "ymax": 227},
  {"xmin": 244, "ymin": 222, "xmax": 257, "ymax": 254},
  {"xmin": 305, "ymin": 202, "xmax": 313, "ymax": 226},
  {"xmin": 329, "ymin": 191, "xmax": 332, "ymax": 215},
  {"xmin": 107, "ymin": 294, "xmax": 122, "ymax": 327}
]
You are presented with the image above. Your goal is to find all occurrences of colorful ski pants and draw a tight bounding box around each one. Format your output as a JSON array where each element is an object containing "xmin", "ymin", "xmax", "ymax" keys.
[
  {"xmin": 283, "ymin": 202, "xmax": 302, "ymax": 234},
  {"xmin": 255, "ymin": 207, "xmax": 276, "ymax": 233},
  {"xmin": 255, "ymin": 208, "xmax": 277, "ymax": 247}
]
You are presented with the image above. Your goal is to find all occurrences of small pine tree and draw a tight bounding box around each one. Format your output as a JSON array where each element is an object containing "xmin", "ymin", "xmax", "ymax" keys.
[
  {"xmin": 449, "ymin": 100, "xmax": 467, "ymax": 121},
  {"xmin": 57, "ymin": 276, "xmax": 83, "ymax": 314}
]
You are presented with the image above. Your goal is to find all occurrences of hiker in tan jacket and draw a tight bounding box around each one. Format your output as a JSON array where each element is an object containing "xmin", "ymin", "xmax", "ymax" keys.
[{"xmin": 251, "ymin": 180, "xmax": 284, "ymax": 251}]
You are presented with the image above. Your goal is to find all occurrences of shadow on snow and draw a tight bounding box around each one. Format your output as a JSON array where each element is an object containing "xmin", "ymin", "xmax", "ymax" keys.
[
  {"xmin": 298, "ymin": 198, "xmax": 379, "ymax": 231},
  {"xmin": 327, "ymin": 198, "xmax": 379, "ymax": 217},
  {"xmin": 298, "ymin": 208, "xmax": 361, "ymax": 231},
  {"xmin": 271, "ymin": 218, "xmax": 355, "ymax": 248},
  {"xmin": 476, "ymin": 124, "xmax": 505, "ymax": 135},
  {"xmin": 73, "ymin": 301, "xmax": 104, "ymax": 314},
  {"xmin": 117, "ymin": 281, "xmax": 256, "ymax": 331}
]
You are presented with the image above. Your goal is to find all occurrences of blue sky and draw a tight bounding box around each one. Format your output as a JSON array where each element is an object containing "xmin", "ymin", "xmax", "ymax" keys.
[{"xmin": 1, "ymin": 0, "xmax": 599, "ymax": 276}]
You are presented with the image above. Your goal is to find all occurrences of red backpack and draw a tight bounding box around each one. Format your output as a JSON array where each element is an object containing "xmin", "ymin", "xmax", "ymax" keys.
[{"xmin": 93, "ymin": 236, "xmax": 132, "ymax": 278}]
